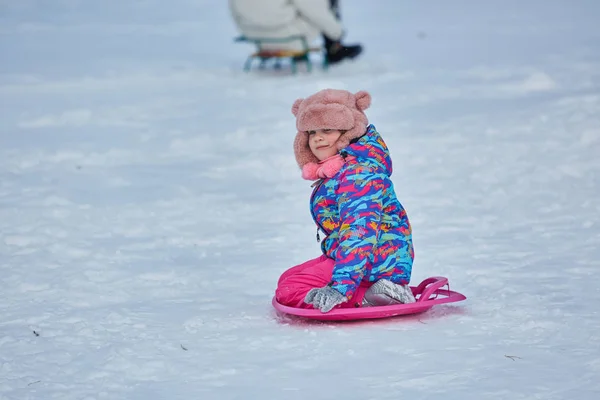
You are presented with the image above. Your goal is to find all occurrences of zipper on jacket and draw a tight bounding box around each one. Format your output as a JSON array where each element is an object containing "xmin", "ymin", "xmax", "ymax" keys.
[{"xmin": 309, "ymin": 179, "xmax": 329, "ymax": 242}]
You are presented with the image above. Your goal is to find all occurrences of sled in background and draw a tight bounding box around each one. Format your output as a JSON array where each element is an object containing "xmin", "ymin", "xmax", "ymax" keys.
[
  {"xmin": 234, "ymin": 35, "xmax": 328, "ymax": 74},
  {"xmin": 272, "ymin": 276, "xmax": 467, "ymax": 322}
]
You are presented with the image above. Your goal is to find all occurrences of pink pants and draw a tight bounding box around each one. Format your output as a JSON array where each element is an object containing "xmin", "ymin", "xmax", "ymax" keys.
[{"xmin": 275, "ymin": 255, "xmax": 370, "ymax": 309}]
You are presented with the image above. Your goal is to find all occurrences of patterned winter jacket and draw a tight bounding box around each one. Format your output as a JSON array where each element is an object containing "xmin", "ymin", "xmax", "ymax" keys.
[{"xmin": 310, "ymin": 124, "xmax": 414, "ymax": 299}]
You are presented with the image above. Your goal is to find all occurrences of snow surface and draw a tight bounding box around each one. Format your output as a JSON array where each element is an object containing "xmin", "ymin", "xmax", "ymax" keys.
[{"xmin": 1, "ymin": 0, "xmax": 600, "ymax": 399}]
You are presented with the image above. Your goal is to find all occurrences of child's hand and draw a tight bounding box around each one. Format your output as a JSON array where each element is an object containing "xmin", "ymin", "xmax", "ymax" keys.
[
  {"xmin": 363, "ymin": 280, "xmax": 416, "ymax": 306},
  {"xmin": 304, "ymin": 286, "xmax": 347, "ymax": 313}
]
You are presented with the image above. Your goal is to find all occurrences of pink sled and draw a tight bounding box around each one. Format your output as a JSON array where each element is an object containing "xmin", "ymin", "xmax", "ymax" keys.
[{"xmin": 272, "ymin": 276, "xmax": 466, "ymax": 321}]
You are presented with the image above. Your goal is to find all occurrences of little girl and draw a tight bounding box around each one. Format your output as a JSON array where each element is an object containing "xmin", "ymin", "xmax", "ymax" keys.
[{"xmin": 275, "ymin": 88, "xmax": 416, "ymax": 313}]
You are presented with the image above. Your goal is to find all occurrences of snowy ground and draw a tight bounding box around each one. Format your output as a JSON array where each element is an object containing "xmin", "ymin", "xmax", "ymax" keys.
[{"xmin": 1, "ymin": 0, "xmax": 600, "ymax": 399}]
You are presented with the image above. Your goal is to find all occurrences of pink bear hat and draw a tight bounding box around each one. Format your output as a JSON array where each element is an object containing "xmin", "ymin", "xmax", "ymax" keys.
[{"xmin": 292, "ymin": 89, "xmax": 372, "ymax": 171}]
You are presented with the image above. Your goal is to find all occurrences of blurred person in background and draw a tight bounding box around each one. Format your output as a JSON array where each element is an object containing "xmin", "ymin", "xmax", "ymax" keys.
[{"xmin": 229, "ymin": 0, "xmax": 363, "ymax": 65}]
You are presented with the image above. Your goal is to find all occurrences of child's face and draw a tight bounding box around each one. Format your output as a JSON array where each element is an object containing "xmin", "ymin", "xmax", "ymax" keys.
[{"xmin": 308, "ymin": 129, "xmax": 343, "ymax": 161}]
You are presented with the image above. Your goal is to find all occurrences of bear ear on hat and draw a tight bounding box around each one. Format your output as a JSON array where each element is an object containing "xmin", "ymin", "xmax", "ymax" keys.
[
  {"xmin": 291, "ymin": 98, "xmax": 304, "ymax": 116},
  {"xmin": 354, "ymin": 91, "xmax": 371, "ymax": 111}
]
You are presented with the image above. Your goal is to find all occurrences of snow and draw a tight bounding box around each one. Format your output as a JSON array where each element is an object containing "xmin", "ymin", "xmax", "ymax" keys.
[{"xmin": 1, "ymin": 0, "xmax": 599, "ymax": 398}]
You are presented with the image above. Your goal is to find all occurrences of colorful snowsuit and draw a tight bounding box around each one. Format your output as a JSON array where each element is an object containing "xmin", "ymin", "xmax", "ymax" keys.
[{"xmin": 310, "ymin": 124, "xmax": 414, "ymax": 299}]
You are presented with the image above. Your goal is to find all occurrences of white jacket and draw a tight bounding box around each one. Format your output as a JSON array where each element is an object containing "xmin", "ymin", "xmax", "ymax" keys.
[{"xmin": 229, "ymin": 0, "xmax": 343, "ymax": 50}]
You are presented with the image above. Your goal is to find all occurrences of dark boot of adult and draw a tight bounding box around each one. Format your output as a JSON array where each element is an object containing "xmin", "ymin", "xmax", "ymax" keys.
[{"xmin": 323, "ymin": 0, "xmax": 363, "ymax": 64}]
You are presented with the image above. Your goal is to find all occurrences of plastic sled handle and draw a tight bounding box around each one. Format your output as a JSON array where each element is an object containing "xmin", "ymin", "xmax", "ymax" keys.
[{"xmin": 415, "ymin": 276, "xmax": 449, "ymax": 302}]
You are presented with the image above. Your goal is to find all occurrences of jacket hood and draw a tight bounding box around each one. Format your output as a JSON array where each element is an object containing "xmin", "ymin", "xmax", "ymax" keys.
[{"xmin": 341, "ymin": 125, "xmax": 392, "ymax": 176}]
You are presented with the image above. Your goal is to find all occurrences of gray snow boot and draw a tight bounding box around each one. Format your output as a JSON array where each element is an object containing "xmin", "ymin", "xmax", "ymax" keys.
[{"xmin": 362, "ymin": 279, "xmax": 416, "ymax": 307}]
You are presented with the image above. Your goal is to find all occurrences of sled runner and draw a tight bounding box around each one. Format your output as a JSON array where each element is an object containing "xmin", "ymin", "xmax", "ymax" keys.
[
  {"xmin": 234, "ymin": 35, "xmax": 328, "ymax": 74},
  {"xmin": 272, "ymin": 276, "xmax": 466, "ymax": 321}
]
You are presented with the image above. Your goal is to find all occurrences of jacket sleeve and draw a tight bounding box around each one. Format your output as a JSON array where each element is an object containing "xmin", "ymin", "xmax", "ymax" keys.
[
  {"xmin": 291, "ymin": 0, "xmax": 344, "ymax": 41},
  {"xmin": 330, "ymin": 166, "xmax": 384, "ymax": 299}
]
